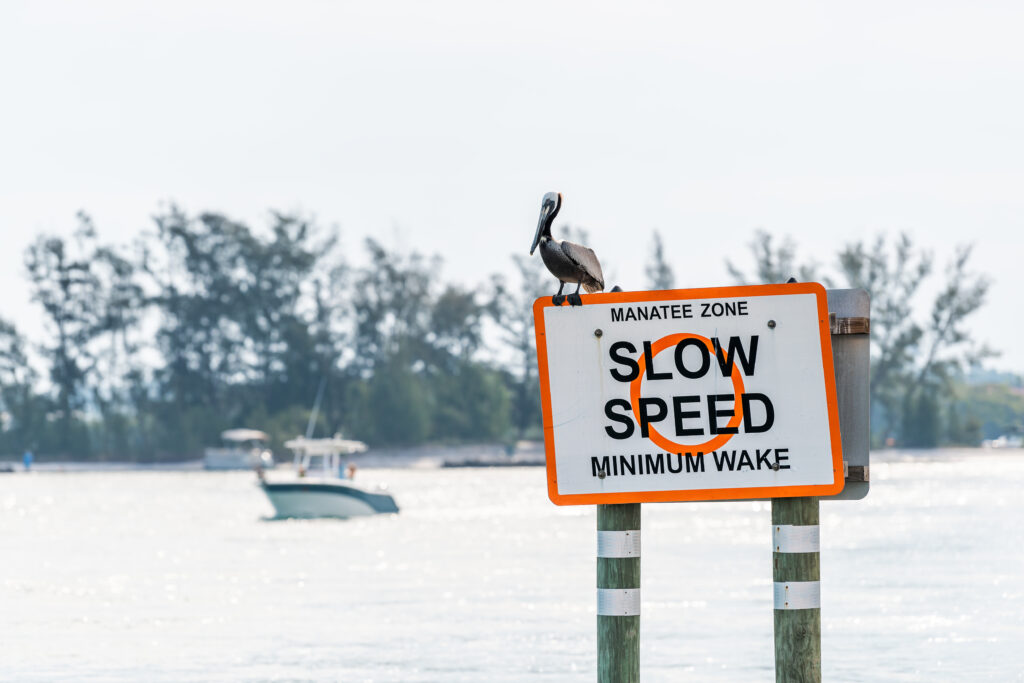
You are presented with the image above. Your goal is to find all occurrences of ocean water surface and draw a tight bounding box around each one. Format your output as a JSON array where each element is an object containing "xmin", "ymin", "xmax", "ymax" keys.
[{"xmin": 2, "ymin": 449, "xmax": 1023, "ymax": 681}]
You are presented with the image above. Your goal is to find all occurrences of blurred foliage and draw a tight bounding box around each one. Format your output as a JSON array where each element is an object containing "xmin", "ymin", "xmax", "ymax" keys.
[
  {"xmin": 729, "ymin": 230, "xmax": 1007, "ymax": 448},
  {"xmin": 726, "ymin": 229, "xmax": 826, "ymax": 286},
  {"xmin": 0, "ymin": 208, "xmax": 535, "ymax": 460},
  {"xmin": 949, "ymin": 383, "xmax": 1024, "ymax": 443},
  {"xmin": 3, "ymin": 210, "xmax": 1016, "ymax": 460},
  {"xmin": 489, "ymin": 252, "xmax": 549, "ymax": 441},
  {"xmin": 645, "ymin": 230, "xmax": 675, "ymax": 290}
]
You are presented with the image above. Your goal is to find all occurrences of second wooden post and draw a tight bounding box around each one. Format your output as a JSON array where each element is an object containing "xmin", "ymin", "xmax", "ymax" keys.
[
  {"xmin": 597, "ymin": 502, "xmax": 641, "ymax": 683},
  {"xmin": 772, "ymin": 495, "xmax": 821, "ymax": 683}
]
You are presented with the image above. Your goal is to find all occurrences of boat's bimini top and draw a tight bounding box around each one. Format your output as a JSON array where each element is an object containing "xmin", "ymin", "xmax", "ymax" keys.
[{"xmin": 283, "ymin": 436, "xmax": 368, "ymax": 456}]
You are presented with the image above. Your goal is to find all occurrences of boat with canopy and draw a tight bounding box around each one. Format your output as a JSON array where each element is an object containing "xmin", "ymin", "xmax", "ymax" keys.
[{"xmin": 258, "ymin": 435, "xmax": 399, "ymax": 518}]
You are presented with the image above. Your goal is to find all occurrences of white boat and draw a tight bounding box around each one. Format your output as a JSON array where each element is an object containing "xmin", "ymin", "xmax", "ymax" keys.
[
  {"xmin": 259, "ymin": 436, "xmax": 398, "ymax": 519},
  {"xmin": 204, "ymin": 429, "xmax": 275, "ymax": 470}
]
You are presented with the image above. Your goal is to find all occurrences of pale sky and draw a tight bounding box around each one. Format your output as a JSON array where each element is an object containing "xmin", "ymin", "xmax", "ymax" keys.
[{"xmin": 2, "ymin": 1, "xmax": 1023, "ymax": 369}]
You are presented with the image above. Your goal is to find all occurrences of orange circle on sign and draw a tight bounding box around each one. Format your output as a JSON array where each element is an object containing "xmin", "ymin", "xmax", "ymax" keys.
[{"xmin": 629, "ymin": 333, "xmax": 746, "ymax": 453}]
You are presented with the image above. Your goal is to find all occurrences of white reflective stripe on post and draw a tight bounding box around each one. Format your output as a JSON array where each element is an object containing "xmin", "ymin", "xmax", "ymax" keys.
[
  {"xmin": 597, "ymin": 530, "xmax": 641, "ymax": 558},
  {"xmin": 773, "ymin": 581, "xmax": 821, "ymax": 610},
  {"xmin": 597, "ymin": 588, "xmax": 641, "ymax": 616},
  {"xmin": 772, "ymin": 524, "xmax": 820, "ymax": 553}
]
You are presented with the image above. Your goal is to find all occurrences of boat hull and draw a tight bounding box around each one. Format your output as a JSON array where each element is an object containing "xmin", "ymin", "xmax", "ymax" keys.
[{"xmin": 261, "ymin": 481, "xmax": 399, "ymax": 519}]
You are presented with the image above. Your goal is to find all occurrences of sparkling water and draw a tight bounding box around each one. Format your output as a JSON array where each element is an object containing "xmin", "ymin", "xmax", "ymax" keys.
[{"xmin": 2, "ymin": 450, "xmax": 1022, "ymax": 681}]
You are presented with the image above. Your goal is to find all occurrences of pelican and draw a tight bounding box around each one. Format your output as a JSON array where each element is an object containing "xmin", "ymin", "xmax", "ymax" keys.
[{"xmin": 529, "ymin": 192, "xmax": 605, "ymax": 306}]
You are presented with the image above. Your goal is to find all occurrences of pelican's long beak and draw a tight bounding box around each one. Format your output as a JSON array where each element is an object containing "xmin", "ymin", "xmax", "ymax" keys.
[
  {"xmin": 529, "ymin": 221, "xmax": 543, "ymax": 255},
  {"xmin": 530, "ymin": 191, "xmax": 561, "ymax": 255}
]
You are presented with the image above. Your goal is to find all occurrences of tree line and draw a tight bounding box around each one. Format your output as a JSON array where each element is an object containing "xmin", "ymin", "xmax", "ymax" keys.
[
  {"xmin": 0, "ymin": 208, "xmax": 565, "ymax": 460},
  {"xmin": 0, "ymin": 208, "xmax": 1008, "ymax": 460},
  {"xmin": 722, "ymin": 230, "xmax": 1003, "ymax": 448},
  {"xmin": 646, "ymin": 228, "xmax": 1008, "ymax": 447}
]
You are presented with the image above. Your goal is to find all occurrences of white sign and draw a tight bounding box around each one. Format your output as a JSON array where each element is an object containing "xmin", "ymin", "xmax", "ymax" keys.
[{"xmin": 533, "ymin": 283, "xmax": 843, "ymax": 505}]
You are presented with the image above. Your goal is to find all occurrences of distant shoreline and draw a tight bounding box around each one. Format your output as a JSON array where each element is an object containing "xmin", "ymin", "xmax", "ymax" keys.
[
  {"xmin": 2, "ymin": 444, "xmax": 1019, "ymax": 473},
  {"xmin": 0, "ymin": 441, "xmax": 548, "ymax": 471}
]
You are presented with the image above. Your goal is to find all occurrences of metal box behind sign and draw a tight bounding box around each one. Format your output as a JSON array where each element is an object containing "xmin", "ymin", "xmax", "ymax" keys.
[{"xmin": 822, "ymin": 288, "xmax": 870, "ymax": 501}]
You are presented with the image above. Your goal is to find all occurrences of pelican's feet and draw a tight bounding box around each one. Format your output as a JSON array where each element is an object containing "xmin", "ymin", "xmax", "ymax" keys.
[
  {"xmin": 567, "ymin": 293, "xmax": 583, "ymax": 306},
  {"xmin": 552, "ymin": 294, "xmax": 566, "ymax": 306}
]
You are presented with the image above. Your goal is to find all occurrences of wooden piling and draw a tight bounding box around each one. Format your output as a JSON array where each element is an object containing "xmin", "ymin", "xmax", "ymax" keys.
[
  {"xmin": 772, "ymin": 496, "xmax": 821, "ymax": 683},
  {"xmin": 597, "ymin": 503, "xmax": 640, "ymax": 683}
]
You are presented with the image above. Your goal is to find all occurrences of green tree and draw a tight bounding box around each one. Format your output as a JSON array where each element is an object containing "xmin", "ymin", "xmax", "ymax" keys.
[
  {"xmin": 726, "ymin": 229, "xmax": 824, "ymax": 285},
  {"xmin": 145, "ymin": 207, "xmax": 246, "ymax": 419},
  {"xmin": 491, "ymin": 253, "xmax": 550, "ymax": 439},
  {"xmin": 142, "ymin": 207, "xmax": 340, "ymax": 457},
  {"xmin": 838, "ymin": 237, "xmax": 992, "ymax": 446},
  {"xmin": 947, "ymin": 381, "xmax": 1023, "ymax": 444},
  {"xmin": 645, "ymin": 230, "xmax": 675, "ymax": 290},
  {"xmin": 88, "ymin": 240, "xmax": 146, "ymax": 458},
  {"xmin": 24, "ymin": 215, "xmax": 104, "ymax": 456},
  {"xmin": 431, "ymin": 360, "xmax": 510, "ymax": 441},
  {"xmin": 357, "ymin": 349, "xmax": 432, "ymax": 445},
  {"xmin": 428, "ymin": 285, "xmax": 484, "ymax": 360},
  {"xmin": 729, "ymin": 230, "xmax": 992, "ymax": 447},
  {"xmin": 350, "ymin": 237, "xmax": 437, "ymax": 369},
  {"xmin": 425, "ymin": 284, "xmax": 510, "ymax": 442},
  {"xmin": 348, "ymin": 239, "xmax": 511, "ymax": 444},
  {"xmin": 306, "ymin": 265, "xmax": 352, "ymax": 439},
  {"xmin": 0, "ymin": 318, "xmax": 46, "ymax": 455},
  {"xmin": 901, "ymin": 391, "xmax": 941, "ymax": 448}
]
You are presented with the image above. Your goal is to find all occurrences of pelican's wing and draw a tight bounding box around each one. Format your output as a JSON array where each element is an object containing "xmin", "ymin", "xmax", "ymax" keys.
[{"xmin": 560, "ymin": 241, "xmax": 605, "ymax": 292}]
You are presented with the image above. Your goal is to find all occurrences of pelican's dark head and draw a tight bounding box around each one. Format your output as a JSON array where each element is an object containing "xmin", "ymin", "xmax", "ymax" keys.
[{"xmin": 530, "ymin": 191, "xmax": 561, "ymax": 255}]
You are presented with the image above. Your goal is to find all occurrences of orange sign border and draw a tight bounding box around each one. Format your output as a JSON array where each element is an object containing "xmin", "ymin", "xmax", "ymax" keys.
[{"xmin": 533, "ymin": 282, "xmax": 844, "ymax": 505}]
